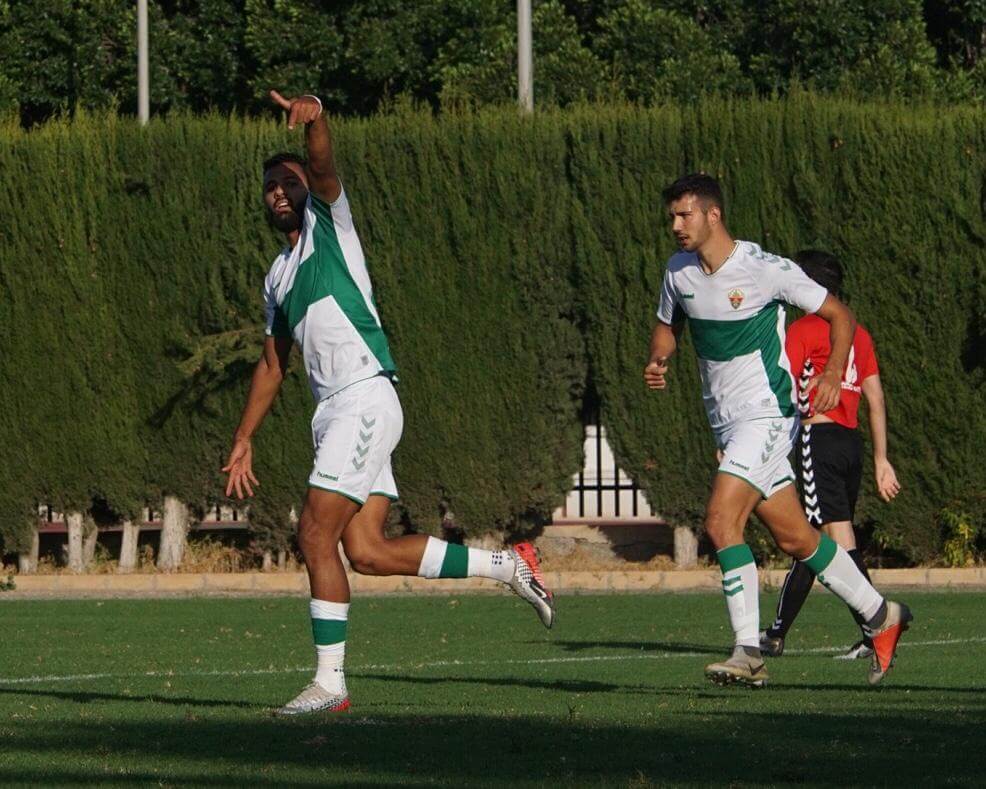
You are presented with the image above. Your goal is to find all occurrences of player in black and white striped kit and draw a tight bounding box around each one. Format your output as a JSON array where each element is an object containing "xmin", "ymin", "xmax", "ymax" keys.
[{"xmin": 761, "ymin": 251, "xmax": 902, "ymax": 673}]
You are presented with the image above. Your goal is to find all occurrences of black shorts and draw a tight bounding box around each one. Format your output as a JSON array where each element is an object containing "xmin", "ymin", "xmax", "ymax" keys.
[{"xmin": 795, "ymin": 422, "xmax": 862, "ymax": 526}]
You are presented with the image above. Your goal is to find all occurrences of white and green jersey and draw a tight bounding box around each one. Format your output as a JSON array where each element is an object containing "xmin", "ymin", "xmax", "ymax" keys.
[
  {"xmin": 657, "ymin": 241, "xmax": 827, "ymax": 431},
  {"xmin": 264, "ymin": 187, "xmax": 396, "ymax": 402}
]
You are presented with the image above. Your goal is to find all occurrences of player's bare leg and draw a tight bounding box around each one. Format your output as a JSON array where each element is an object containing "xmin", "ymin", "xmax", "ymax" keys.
[
  {"xmin": 342, "ymin": 496, "xmax": 555, "ymax": 627},
  {"xmin": 341, "ymin": 495, "xmax": 429, "ymax": 576},
  {"xmin": 703, "ymin": 474, "xmax": 770, "ymax": 687},
  {"xmin": 756, "ymin": 485, "xmax": 911, "ymax": 684},
  {"xmin": 301, "ymin": 489, "xmax": 360, "ymax": 601}
]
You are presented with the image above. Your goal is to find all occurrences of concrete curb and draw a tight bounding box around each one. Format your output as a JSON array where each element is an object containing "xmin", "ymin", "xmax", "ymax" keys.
[{"xmin": 2, "ymin": 567, "xmax": 985, "ymax": 598}]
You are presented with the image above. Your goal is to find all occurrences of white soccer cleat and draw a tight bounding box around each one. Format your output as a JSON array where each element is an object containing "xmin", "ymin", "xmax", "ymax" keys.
[
  {"xmin": 507, "ymin": 542, "xmax": 555, "ymax": 629},
  {"xmin": 275, "ymin": 681, "xmax": 350, "ymax": 716},
  {"xmin": 705, "ymin": 646, "xmax": 769, "ymax": 688}
]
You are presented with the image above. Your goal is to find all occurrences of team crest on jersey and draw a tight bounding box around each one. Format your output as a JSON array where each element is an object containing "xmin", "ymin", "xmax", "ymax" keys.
[{"xmin": 727, "ymin": 288, "xmax": 744, "ymax": 309}]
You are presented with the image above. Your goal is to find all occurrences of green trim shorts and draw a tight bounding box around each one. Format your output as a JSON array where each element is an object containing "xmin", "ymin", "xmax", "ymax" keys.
[
  {"xmin": 715, "ymin": 415, "xmax": 798, "ymax": 499},
  {"xmin": 308, "ymin": 375, "xmax": 402, "ymax": 504}
]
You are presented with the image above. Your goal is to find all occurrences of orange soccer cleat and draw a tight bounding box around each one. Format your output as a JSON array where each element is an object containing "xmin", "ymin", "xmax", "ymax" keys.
[
  {"xmin": 866, "ymin": 601, "xmax": 913, "ymax": 685},
  {"xmin": 508, "ymin": 542, "xmax": 555, "ymax": 628}
]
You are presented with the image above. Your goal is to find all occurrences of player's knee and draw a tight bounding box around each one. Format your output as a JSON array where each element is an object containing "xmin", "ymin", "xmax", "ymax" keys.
[
  {"xmin": 776, "ymin": 532, "xmax": 814, "ymax": 560},
  {"xmin": 297, "ymin": 510, "xmax": 339, "ymax": 560},
  {"xmin": 345, "ymin": 547, "xmax": 379, "ymax": 575},
  {"xmin": 342, "ymin": 538, "xmax": 386, "ymax": 575},
  {"xmin": 704, "ymin": 508, "xmax": 739, "ymax": 549}
]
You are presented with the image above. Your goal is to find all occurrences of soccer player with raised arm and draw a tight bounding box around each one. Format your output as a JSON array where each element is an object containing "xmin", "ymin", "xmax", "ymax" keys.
[
  {"xmin": 645, "ymin": 174, "xmax": 910, "ymax": 687},
  {"xmin": 222, "ymin": 91, "xmax": 554, "ymax": 715},
  {"xmin": 761, "ymin": 251, "xmax": 901, "ymax": 671}
]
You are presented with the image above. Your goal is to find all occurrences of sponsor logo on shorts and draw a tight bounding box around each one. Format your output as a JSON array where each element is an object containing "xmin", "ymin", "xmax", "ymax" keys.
[
  {"xmin": 728, "ymin": 460, "xmax": 750, "ymax": 471},
  {"xmin": 727, "ymin": 289, "xmax": 745, "ymax": 309},
  {"xmin": 316, "ymin": 471, "xmax": 339, "ymax": 481}
]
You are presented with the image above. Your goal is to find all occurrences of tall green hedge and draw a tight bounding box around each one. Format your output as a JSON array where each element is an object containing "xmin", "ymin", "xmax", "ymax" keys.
[
  {"xmin": 0, "ymin": 98, "xmax": 982, "ymax": 563},
  {"xmin": 0, "ymin": 109, "xmax": 585, "ymax": 552},
  {"xmin": 572, "ymin": 96, "xmax": 986, "ymax": 562}
]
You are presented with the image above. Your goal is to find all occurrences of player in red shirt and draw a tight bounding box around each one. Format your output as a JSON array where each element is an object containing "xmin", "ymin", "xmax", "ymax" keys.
[{"xmin": 761, "ymin": 251, "xmax": 901, "ymax": 669}]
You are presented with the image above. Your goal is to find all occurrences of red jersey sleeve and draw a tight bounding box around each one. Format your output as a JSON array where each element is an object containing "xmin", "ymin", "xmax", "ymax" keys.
[{"xmin": 856, "ymin": 326, "xmax": 879, "ymax": 381}]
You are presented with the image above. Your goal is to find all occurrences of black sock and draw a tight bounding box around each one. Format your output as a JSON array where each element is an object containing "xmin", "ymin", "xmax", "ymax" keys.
[
  {"xmin": 848, "ymin": 549, "xmax": 875, "ymax": 647},
  {"xmin": 766, "ymin": 560, "xmax": 816, "ymax": 639}
]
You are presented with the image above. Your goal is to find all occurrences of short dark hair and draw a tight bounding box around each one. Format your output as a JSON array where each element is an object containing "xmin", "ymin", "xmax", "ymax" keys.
[
  {"xmin": 793, "ymin": 249, "xmax": 844, "ymax": 296},
  {"xmin": 262, "ymin": 152, "xmax": 307, "ymax": 174},
  {"xmin": 662, "ymin": 173, "xmax": 725, "ymax": 217}
]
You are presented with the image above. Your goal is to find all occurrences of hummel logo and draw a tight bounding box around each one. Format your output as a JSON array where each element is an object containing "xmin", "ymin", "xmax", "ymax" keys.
[
  {"xmin": 729, "ymin": 460, "xmax": 750, "ymax": 471},
  {"xmin": 681, "ymin": 293, "xmax": 695, "ymax": 299},
  {"xmin": 316, "ymin": 471, "xmax": 339, "ymax": 481}
]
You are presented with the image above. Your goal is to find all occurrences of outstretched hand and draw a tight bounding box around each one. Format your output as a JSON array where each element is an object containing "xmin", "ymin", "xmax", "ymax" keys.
[
  {"xmin": 222, "ymin": 437, "xmax": 259, "ymax": 499},
  {"xmin": 270, "ymin": 90, "xmax": 321, "ymax": 130}
]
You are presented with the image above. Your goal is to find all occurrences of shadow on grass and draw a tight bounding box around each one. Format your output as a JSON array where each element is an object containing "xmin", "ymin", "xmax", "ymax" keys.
[
  {"xmin": 1, "ymin": 708, "xmax": 984, "ymax": 786},
  {"xmin": 542, "ymin": 639, "xmax": 723, "ymax": 655},
  {"xmin": 0, "ymin": 686, "xmax": 262, "ymax": 709},
  {"xmin": 353, "ymin": 672, "xmax": 655, "ymax": 694}
]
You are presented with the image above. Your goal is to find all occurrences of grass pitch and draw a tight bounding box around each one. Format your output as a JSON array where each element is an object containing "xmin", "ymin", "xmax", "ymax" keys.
[{"xmin": 1, "ymin": 591, "xmax": 984, "ymax": 786}]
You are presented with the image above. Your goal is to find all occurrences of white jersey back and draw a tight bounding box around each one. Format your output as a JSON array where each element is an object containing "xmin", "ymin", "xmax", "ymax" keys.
[
  {"xmin": 263, "ymin": 188, "xmax": 396, "ymax": 402},
  {"xmin": 657, "ymin": 241, "xmax": 827, "ymax": 430}
]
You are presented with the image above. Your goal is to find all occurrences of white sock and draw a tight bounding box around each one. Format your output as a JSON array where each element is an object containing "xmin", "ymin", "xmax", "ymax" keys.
[
  {"xmin": 717, "ymin": 544, "xmax": 760, "ymax": 649},
  {"xmin": 467, "ymin": 547, "xmax": 515, "ymax": 582},
  {"xmin": 310, "ymin": 599, "xmax": 348, "ymax": 694},
  {"xmin": 416, "ymin": 536, "xmax": 515, "ymax": 581},
  {"xmin": 804, "ymin": 534, "xmax": 884, "ymax": 621}
]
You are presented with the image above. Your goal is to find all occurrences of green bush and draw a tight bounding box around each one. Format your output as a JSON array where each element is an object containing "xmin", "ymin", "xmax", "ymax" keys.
[
  {"xmin": 0, "ymin": 98, "xmax": 982, "ymax": 565},
  {"xmin": 572, "ymin": 95, "xmax": 985, "ymax": 563},
  {"xmin": 0, "ymin": 108, "xmax": 585, "ymax": 551}
]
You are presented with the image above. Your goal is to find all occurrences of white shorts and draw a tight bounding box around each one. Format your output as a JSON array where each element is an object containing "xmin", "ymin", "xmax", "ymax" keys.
[
  {"xmin": 308, "ymin": 375, "xmax": 403, "ymax": 505},
  {"xmin": 715, "ymin": 416, "xmax": 797, "ymax": 499}
]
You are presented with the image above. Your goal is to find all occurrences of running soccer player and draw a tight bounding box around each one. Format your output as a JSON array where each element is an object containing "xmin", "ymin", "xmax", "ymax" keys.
[
  {"xmin": 222, "ymin": 90, "xmax": 554, "ymax": 715},
  {"xmin": 760, "ymin": 251, "xmax": 900, "ymax": 664},
  {"xmin": 645, "ymin": 173, "xmax": 910, "ymax": 687}
]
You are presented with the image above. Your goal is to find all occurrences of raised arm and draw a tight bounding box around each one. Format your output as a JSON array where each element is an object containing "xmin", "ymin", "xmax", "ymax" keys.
[
  {"xmin": 807, "ymin": 294, "xmax": 856, "ymax": 412},
  {"xmin": 222, "ymin": 335, "xmax": 293, "ymax": 499},
  {"xmin": 861, "ymin": 374, "xmax": 900, "ymax": 502},
  {"xmin": 270, "ymin": 90, "xmax": 341, "ymax": 204}
]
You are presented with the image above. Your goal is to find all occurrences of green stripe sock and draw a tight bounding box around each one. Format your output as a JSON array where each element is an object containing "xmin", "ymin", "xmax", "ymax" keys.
[
  {"xmin": 439, "ymin": 542, "xmax": 469, "ymax": 578},
  {"xmin": 716, "ymin": 543, "xmax": 760, "ymax": 648},
  {"xmin": 802, "ymin": 535, "xmax": 884, "ymax": 623},
  {"xmin": 312, "ymin": 618, "xmax": 347, "ymax": 645},
  {"xmin": 310, "ymin": 598, "xmax": 348, "ymax": 694},
  {"xmin": 803, "ymin": 533, "xmax": 838, "ymax": 575}
]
